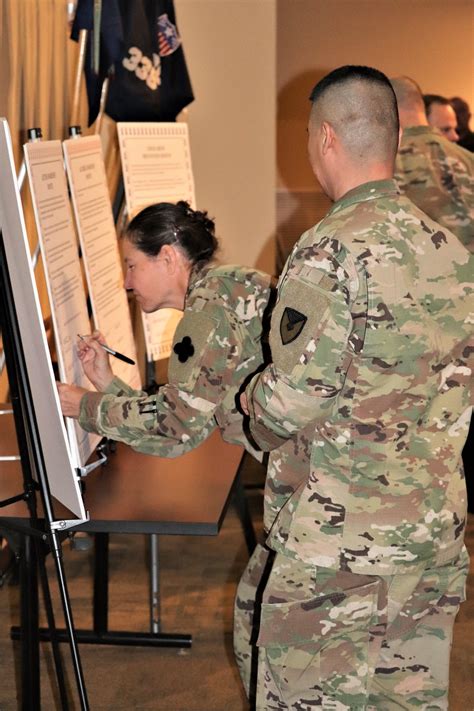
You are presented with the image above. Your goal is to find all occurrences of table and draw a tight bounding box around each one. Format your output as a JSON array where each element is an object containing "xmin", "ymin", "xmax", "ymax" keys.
[{"xmin": 0, "ymin": 406, "xmax": 246, "ymax": 707}]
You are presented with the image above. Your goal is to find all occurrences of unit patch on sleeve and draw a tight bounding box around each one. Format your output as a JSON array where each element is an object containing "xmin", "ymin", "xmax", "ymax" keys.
[
  {"xmin": 270, "ymin": 277, "xmax": 331, "ymax": 374},
  {"xmin": 169, "ymin": 310, "xmax": 219, "ymax": 390},
  {"xmin": 173, "ymin": 336, "xmax": 195, "ymax": 363},
  {"xmin": 280, "ymin": 307, "xmax": 307, "ymax": 345}
]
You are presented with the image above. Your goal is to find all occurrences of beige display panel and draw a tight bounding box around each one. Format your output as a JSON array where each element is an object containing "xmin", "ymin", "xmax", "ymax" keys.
[
  {"xmin": 0, "ymin": 118, "xmax": 86, "ymax": 519},
  {"xmin": 117, "ymin": 122, "xmax": 196, "ymax": 361},
  {"xmin": 24, "ymin": 139, "xmax": 101, "ymax": 467},
  {"xmin": 63, "ymin": 135, "xmax": 141, "ymax": 390}
]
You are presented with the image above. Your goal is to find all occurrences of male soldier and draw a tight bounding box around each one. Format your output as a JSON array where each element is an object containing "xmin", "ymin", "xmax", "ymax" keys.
[
  {"xmin": 235, "ymin": 65, "xmax": 473, "ymax": 710},
  {"xmin": 451, "ymin": 96, "xmax": 474, "ymax": 152},
  {"xmin": 391, "ymin": 76, "xmax": 474, "ymax": 252},
  {"xmin": 424, "ymin": 94, "xmax": 459, "ymax": 142}
]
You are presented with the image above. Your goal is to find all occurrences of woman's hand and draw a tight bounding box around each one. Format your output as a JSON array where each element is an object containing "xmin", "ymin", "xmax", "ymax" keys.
[
  {"xmin": 77, "ymin": 331, "xmax": 114, "ymax": 391},
  {"xmin": 240, "ymin": 392, "xmax": 249, "ymax": 415},
  {"xmin": 57, "ymin": 382, "xmax": 90, "ymax": 419}
]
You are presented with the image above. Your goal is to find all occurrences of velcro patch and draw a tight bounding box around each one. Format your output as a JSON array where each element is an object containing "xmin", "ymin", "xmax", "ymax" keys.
[
  {"xmin": 270, "ymin": 278, "xmax": 331, "ymax": 375},
  {"xmin": 280, "ymin": 307, "xmax": 307, "ymax": 345},
  {"xmin": 169, "ymin": 310, "xmax": 218, "ymax": 390}
]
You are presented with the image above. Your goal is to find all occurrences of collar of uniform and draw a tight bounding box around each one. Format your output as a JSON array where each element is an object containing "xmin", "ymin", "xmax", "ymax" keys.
[
  {"xmin": 185, "ymin": 263, "xmax": 212, "ymax": 303},
  {"xmin": 402, "ymin": 125, "xmax": 440, "ymax": 138},
  {"xmin": 328, "ymin": 179, "xmax": 399, "ymax": 217}
]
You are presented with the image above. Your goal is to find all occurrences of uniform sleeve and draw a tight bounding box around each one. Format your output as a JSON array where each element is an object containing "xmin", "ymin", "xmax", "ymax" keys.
[
  {"xmin": 78, "ymin": 302, "xmax": 243, "ymax": 457},
  {"xmin": 245, "ymin": 250, "xmax": 354, "ymax": 450},
  {"xmin": 104, "ymin": 376, "xmax": 146, "ymax": 398}
]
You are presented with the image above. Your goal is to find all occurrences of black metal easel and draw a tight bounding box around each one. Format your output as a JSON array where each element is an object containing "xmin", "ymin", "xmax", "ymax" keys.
[{"xmin": 0, "ymin": 229, "xmax": 89, "ymax": 710}]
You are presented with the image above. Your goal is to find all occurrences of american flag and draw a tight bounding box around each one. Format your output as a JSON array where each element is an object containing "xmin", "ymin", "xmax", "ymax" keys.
[{"xmin": 157, "ymin": 13, "xmax": 181, "ymax": 57}]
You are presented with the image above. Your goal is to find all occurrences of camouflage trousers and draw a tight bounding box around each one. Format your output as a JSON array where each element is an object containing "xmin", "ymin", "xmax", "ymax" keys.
[{"xmin": 233, "ymin": 543, "xmax": 469, "ymax": 710}]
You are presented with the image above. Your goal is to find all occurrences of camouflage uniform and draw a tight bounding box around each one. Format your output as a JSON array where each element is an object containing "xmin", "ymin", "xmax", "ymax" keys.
[
  {"xmin": 395, "ymin": 125, "xmax": 474, "ymax": 252},
  {"xmin": 78, "ymin": 264, "xmax": 272, "ymax": 458},
  {"xmin": 235, "ymin": 180, "xmax": 473, "ymax": 709}
]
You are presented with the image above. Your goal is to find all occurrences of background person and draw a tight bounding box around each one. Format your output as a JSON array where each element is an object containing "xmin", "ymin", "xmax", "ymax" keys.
[
  {"xmin": 451, "ymin": 96, "xmax": 474, "ymax": 152},
  {"xmin": 58, "ymin": 201, "xmax": 273, "ymax": 459},
  {"xmin": 391, "ymin": 76, "xmax": 474, "ymax": 252},
  {"xmin": 236, "ymin": 65, "xmax": 473, "ymax": 710},
  {"xmin": 424, "ymin": 93, "xmax": 459, "ymax": 142}
]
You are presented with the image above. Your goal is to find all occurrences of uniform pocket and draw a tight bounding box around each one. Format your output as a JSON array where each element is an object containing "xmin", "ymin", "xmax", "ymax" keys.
[
  {"xmin": 257, "ymin": 577, "xmax": 380, "ymax": 649},
  {"xmin": 256, "ymin": 572, "xmax": 383, "ymax": 708}
]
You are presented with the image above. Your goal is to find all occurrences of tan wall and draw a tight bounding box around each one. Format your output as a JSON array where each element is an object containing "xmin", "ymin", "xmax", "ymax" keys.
[
  {"xmin": 275, "ymin": 0, "xmax": 474, "ymax": 267},
  {"xmin": 278, "ymin": 0, "xmax": 474, "ymax": 192},
  {"xmin": 175, "ymin": 0, "xmax": 277, "ymax": 273}
]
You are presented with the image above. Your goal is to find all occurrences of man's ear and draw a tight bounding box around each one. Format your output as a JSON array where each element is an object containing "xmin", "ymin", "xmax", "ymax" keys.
[{"xmin": 321, "ymin": 121, "xmax": 335, "ymax": 154}]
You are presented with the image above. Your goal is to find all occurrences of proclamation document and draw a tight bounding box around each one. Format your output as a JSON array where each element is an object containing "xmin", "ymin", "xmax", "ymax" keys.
[
  {"xmin": 24, "ymin": 140, "xmax": 101, "ymax": 467},
  {"xmin": 117, "ymin": 122, "xmax": 196, "ymax": 361},
  {"xmin": 63, "ymin": 135, "xmax": 141, "ymax": 390}
]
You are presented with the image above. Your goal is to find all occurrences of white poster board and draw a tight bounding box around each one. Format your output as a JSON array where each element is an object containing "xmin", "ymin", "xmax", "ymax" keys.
[
  {"xmin": 23, "ymin": 139, "xmax": 101, "ymax": 467},
  {"xmin": 0, "ymin": 118, "xmax": 86, "ymax": 520},
  {"xmin": 117, "ymin": 122, "xmax": 196, "ymax": 361},
  {"xmin": 62, "ymin": 135, "xmax": 141, "ymax": 390}
]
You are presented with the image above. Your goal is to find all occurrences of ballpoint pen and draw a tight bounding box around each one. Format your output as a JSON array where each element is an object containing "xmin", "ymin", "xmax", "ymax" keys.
[{"xmin": 77, "ymin": 335, "xmax": 135, "ymax": 365}]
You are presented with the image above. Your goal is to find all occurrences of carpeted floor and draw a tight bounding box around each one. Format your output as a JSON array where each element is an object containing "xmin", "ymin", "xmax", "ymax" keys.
[{"xmin": 0, "ymin": 455, "xmax": 473, "ymax": 710}]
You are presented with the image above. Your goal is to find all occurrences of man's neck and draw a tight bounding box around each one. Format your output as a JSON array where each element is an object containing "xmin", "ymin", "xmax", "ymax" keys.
[
  {"xmin": 398, "ymin": 107, "xmax": 429, "ymax": 129},
  {"xmin": 331, "ymin": 164, "xmax": 394, "ymax": 202}
]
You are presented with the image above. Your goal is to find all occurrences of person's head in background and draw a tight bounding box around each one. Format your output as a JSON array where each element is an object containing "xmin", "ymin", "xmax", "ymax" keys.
[
  {"xmin": 450, "ymin": 96, "xmax": 472, "ymax": 142},
  {"xmin": 424, "ymin": 94, "xmax": 459, "ymax": 142},
  {"xmin": 307, "ymin": 65, "xmax": 399, "ymax": 202},
  {"xmin": 390, "ymin": 76, "xmax": 428, "ymax": 129},
  {"xmin": 123, "ymin": 201, "xmax": 218, "ymax": 313}
]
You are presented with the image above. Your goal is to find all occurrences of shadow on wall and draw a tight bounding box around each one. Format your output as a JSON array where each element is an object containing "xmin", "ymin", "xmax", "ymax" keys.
[
  {"xmin": 254, "ymin": 234, "xmax": 278, "ymax": 277},
  {"xmin": 276, "ymin": 69, "xmax": 333, "ymax": 274}
]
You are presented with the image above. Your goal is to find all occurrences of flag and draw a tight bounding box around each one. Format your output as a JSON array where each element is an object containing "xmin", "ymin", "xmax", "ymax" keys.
[
  {"xmin": 70, "ymin": 0, "xmax": 124, "ymax": 126},
  {"xmin": 104, "ymin": 0, "xmax": 194, "ymax": 122}
]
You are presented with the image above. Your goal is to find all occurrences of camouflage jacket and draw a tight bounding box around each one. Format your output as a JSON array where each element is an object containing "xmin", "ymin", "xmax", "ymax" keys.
[
  {"xmin": 395, "ymin": 125, "xmax": 474, "ymax": 252},
  {"xmin": 245, "ymin": 179, "xmax": 473, "ymax": 575},
  {"xmin": 79, "ymin": 264, "xmax": 272, "ymax": 458}
]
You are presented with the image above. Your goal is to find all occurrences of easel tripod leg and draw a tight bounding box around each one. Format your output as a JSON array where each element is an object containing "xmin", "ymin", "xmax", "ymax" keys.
[
  {"xmin": 19, "ymin": 533, "xmax": 40, "ymax": 710},
  {"xmin": 49, "ymin": 529, "xmax": 90, "ymax": 711},
  {"xmin": 37, "ymin": 538, "xmax": 69, "ymax": 710}
]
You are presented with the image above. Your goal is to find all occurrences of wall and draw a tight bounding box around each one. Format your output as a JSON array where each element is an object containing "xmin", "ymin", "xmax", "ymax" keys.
[
  {"xmin": 175, "ymin": 0, "xmax": 277, "ymax": 273},
  {"xmin": 276, "ymin": 0, "xmax": 474, "ymax": 265}
]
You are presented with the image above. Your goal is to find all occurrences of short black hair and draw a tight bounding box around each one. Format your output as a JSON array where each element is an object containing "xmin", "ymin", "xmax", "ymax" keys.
[
  {"xmin": 309, "ymin": 65, "xmax": 396, "ymax": 106},
  {"xmin": 423, "ymin": 94, "xmax": 451, "ymax": 114},
  {"xmin": 308, "ymin": 65, "xmax": 399, "ymax": 162}
]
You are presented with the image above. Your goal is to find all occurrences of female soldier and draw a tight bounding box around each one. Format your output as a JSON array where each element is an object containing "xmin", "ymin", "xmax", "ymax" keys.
[{"xmin": 57, "ymin": 201, "xmax": 272, "ymax": 459}]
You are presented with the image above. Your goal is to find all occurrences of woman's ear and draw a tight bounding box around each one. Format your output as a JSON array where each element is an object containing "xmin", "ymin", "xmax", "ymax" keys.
[{"xmin": 159, "ymin": 243, "xmax": 179, "ymax": 273}]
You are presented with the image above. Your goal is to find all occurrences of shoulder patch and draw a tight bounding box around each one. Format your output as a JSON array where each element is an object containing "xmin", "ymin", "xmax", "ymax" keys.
[
  {"xmin": 280, "ymin": 307, "xmax": 307, "ymax": 345},
  {"xmin": 173, "ymin": 336, "xmax": 195, "ymax": 363},
  {"xmin": 168, "ymin": 310, "xmax": 218, "ymax": 390},
  {"xmin": 270, "ymin": 277, "xmax": 331, "ymax": 374}
]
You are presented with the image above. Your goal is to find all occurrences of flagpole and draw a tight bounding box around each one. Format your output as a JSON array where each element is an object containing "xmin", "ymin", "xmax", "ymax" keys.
[
  {"xmin": 71, "ymin": 29, "xmax": 88, "ymax": 127},
  {"xmin": 94, "ymin": 77, "xmax": 109, "ymax": 135}
]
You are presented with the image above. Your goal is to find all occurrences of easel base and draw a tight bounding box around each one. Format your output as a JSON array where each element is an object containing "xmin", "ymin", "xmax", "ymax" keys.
[{"xmin": 11, "ymin": 626, "xmax": 192, "ymax": 648}]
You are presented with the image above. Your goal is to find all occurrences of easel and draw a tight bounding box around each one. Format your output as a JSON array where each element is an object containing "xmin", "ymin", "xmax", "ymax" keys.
[{"xmin": 0, "ymin": 229, "xmax": 89, "ymax": 710}]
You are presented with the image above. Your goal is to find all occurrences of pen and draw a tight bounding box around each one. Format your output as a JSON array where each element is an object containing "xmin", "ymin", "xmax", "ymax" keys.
[{"xmin": 77, "ymin": 335, "xmax": 136, "ymax": 365}]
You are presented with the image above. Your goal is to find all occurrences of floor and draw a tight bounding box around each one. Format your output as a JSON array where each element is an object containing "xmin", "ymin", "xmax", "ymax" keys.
[{"xmin": 0, "ymin": 457, "xmax": 473, "ymax": 710}]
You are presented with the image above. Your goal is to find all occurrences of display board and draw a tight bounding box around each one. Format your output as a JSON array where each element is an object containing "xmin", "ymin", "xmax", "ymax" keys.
[
  {"xmin": 23, "ymin": 139, "xmax": 101, "ymax": 467},
  {"xmin": 117, "ymin": 122, "xmax": 196, "ymax": 361},
  {"xmin": 0, "ymin": 118, "xmax": 86, "ymax": 519},
  {"xmin": 63, "ymin": 134, "xmax": 141, "ymax": 390}
]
